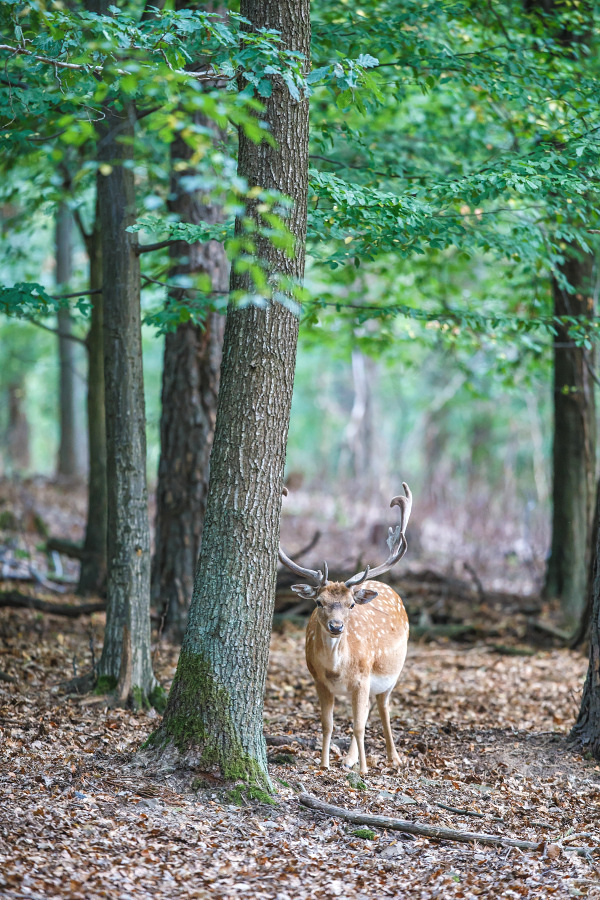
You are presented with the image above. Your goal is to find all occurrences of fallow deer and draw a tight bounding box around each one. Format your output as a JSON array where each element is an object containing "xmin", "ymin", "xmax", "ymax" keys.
[{"xmin": 279, "ymin": 484, "xmax": 412, "ymax": 775}]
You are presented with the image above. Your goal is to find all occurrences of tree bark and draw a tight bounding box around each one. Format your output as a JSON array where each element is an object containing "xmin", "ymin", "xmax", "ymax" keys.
[
  {"xmin": 78, "ymin": 214, "xmax": 108, "ymax": 596},
  {"xmin": 55, "ymin": 203, "xmax": 81, "ymax": 478},
  {"xmin": 570, "ymin": 477, "xmax": 600, "ymax": 758},
  {"xmin": 543, "ymin": 253, "xmax": 596, "ymax": 625},
  {"xmin": 95, "ymin": 98, "xmax": 155, "ymax": 703},
  {"xmin": 151, "ymin": 26, "xmax": 227, "ymax": 640},
  {"xmin": 145, "ymin": 0, "xmax": 310, "ymax": 788}
]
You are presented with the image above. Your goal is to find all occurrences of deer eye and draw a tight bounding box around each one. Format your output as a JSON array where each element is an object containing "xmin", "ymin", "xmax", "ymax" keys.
[
  {"xmin": 350, "ymin": 603, "xmax": 355, "ymax": 609},
  {"xmin": 316, "ymin": 600, "xmax": 323, "ymax": 608}
]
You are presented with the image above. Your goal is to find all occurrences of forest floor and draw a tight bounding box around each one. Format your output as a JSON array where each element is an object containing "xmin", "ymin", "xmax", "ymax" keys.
[
  {"xmin": 1, "ymin": 611, "xmax": 599, "ymax": 899},
  {"xmin": 0, "ymin": 478, "xmax": 599, "ymax": 899}
]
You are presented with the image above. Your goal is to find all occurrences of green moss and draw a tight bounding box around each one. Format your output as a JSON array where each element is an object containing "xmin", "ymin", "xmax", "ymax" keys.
[
  {"xmin": 155, "ymin": 649, "xmax": 272, "ymax": 791},
  {"xmin": 227, "ymin": 784, "xmax": 277, "ymax": 806},
  {"xmin": 94, "ymin": 675, "xmax": 118, "ymax": 695},
  {"xmin": 131, "ymin": 686, "xmax": 151, "ymax": 711},
  {"xmin": 346, "ymin": 772, "xmax": 368, "ymax": 791},
  {"xmin": 32, "ymin": 513, "xmax": 48, "ymax": 537},
  {"xmin": 247, "ymin": 786, "xmax": 276, "ymax": 805},
  {"xmin": 149, "ymin": 683, "xmax": 168, "ymax": 714},
  {"xmin": 0, "ymin": 510, "xmax": 18, "ymax": 530},
  {"xmin": 227, "ymin": 785, "xmax": 245, "ymax": 806},
  {"xmin": 277, "ymin": 779, "xmax": 290, "ymax": 788},
  {"xmin": 353, "ymin": 828, "xmax": 377, "ymax": 840},
  {"xmin": 141, "ymin": 729, "xmax": 161, "ymax": 750}
]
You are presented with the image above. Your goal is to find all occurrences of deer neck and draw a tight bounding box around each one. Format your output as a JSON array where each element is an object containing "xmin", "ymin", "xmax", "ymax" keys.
[{"xmin": 317, "ymin": 628, "xmax": 347, "ymax": 670}]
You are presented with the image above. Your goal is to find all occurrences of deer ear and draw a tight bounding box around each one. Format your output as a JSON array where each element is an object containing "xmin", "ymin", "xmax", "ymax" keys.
[
  {"xmin": 291, "ymin": 584, "xmax": 319, "ymax": 599},
  {"xmin": 353, "ymin": 587, "xmax": 378, "ymax": 604}
]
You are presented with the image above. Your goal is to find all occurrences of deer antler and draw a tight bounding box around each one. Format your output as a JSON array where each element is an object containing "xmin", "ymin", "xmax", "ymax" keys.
[
  {"xmin": 278, "ymin": 546, "xmax": 329, "ymax": 588},
  {"xmin": 279, "ymin": 487, "xmax": 329, "ymax": 588},
  {"xmin": 345, "ymin": 483, "xmax": 412, "ymax": 587}
]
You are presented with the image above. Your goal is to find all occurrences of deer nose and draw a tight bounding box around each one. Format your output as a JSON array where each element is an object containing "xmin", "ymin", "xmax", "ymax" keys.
[{"xmin": 328, "ymin": 621, "xmax": 343, "ymax": 635}]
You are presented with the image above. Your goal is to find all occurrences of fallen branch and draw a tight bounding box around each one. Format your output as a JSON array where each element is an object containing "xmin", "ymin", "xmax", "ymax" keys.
[
  {"xmin": 527, "ymin": 618, "xmax": 573, "ymax": 644},
  {"xmin": 0, "ymin": 590, "xmax": 105, "ymax": 618},
  {"xmin": 46, "ymin": 537, "xmax": 93, "ymax": 562},
  {"xmin": 0, "ymin": 590, "xmax": 165, "ymax": 624},
  {"xmin": 298, "ymin": 793, "xmax": 542, "ymax": 851}
]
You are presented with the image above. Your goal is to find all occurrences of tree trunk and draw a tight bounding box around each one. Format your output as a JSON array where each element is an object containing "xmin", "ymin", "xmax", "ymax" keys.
[
  {"xmin": 145, "ymin": 0, "xmax": 310, "ymax": 788},
  {"xmin": 544, "ymin": 253, "xmax": 596, "ymax": 625},
  {"xmin": 55, "ymin": 203, "xmax": 81, "ymax": 478},
  {"xmin": 571, "ymin": 477, "xmax": 600, "ymax": 649},
  {"xmin": 78, "ymin": 215, "xmax": 108, "ymax": 596},
  {"xmin": 7, "ymin": 381, "xmax": 30, "ymax": 472},
  {"xmin": 570, "ymin": 480, "xmax": 600, "ymax": 758},
  {"xmin": 151, "ymin": 43, "xmax": 228, "ymax": 640},
  {"xmin": 96, "ymin": 99, "xmax": 155, "ymax": 703}
]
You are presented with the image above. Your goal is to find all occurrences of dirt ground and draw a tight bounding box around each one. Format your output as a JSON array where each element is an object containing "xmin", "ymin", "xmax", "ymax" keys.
[
  {"xmin": 1, "ymin": 477, "xmax": 599, "ymax": 898},
  {"xmin": 0, "ymin": 606, "xmax": 599, "ymax": 900}
]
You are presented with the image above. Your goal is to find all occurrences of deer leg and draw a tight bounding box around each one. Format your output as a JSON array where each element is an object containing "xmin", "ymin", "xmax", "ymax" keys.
[
  {"xmin": 315, "ymin": 682, "xmax": 335, "ymax": 768},
  {"xmin": 351, "ymin": 683, "xmax": 371, "ymax": 775},
  {"xmin": 343, "ymin": 735, "xmax": 359, "ymax": 769},
  {"xmin": 376, "ymin": 689, "xmax": 401, "ymax": 766}
]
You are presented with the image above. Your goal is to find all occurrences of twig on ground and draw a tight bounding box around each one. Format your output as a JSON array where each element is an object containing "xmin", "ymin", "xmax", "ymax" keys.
[
  {"xmin": 299, "ymin": 793, "xmax": 542, "ymax": 850},
  {"xmin": 433, "ymin": 801, "xmax": 504, "ymax": 822}
]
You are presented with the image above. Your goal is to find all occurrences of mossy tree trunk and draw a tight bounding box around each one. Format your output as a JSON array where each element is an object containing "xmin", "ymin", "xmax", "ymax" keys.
[
  {"xmin": 543, "ymin": 252, "xmax": 596, "ymax": 625},
  {"xmin": 151, "ymin": 8, "xmax": 227, "ymax": 640},
  {"xmin": 96, "ymin": 98, "xmax": 156, "ymax": 702},
  {"xmin": 78, "ymin": 215, "xmax": 108, "ymax": 596},
  {"xmin": 146, "ymin": 0, "xmax": 310, "ymax": 788}
]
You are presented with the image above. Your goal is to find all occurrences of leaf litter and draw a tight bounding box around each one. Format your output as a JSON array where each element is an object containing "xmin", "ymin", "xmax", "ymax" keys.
[
  {"xmin": 0, "ymin": 607, "xmax": 599, "ymax": 900},
  {"xmin": 1, "ymin": 478, "xmax": 599, "ymax": 898}
]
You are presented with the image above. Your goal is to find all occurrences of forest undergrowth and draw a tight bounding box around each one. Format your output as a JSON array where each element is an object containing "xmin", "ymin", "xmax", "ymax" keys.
[{"xmin": 0, "ymin": 480, "xmax": 599, "ymax": 898}]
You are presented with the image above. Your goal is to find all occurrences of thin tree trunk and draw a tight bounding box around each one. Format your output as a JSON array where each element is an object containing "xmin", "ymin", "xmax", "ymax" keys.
[
  {"xmin": 78, "ymin": 214, "xmax": 108, "ymax": 596},
  {"xmin": 571, "ymin": 477, "xmax": 600, "ymax": 649},
  {"xmin": 544, "ymin": 253, "xmax": 596, "ymax": 625},
  {"xmin": 151, "ymin": 19, "xmax": 228, "ymax": 639},
  {"xmin": 570, "ymin": 477, "xmax": 600, "ymax": 757},
  {"xmin": 56, "ymin": 203, "xmax": 80, "ymax": 478},
  {"xmin": 7, "ymin": 381, "xmax": 30, "ymax": 472},
  {"xmin": 145, "ymin": 0, "xmax": 310, "ymax": 787},
  {"xmin": 96, "ymin": 98, "xmax": 155, "ymax": 703}
]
